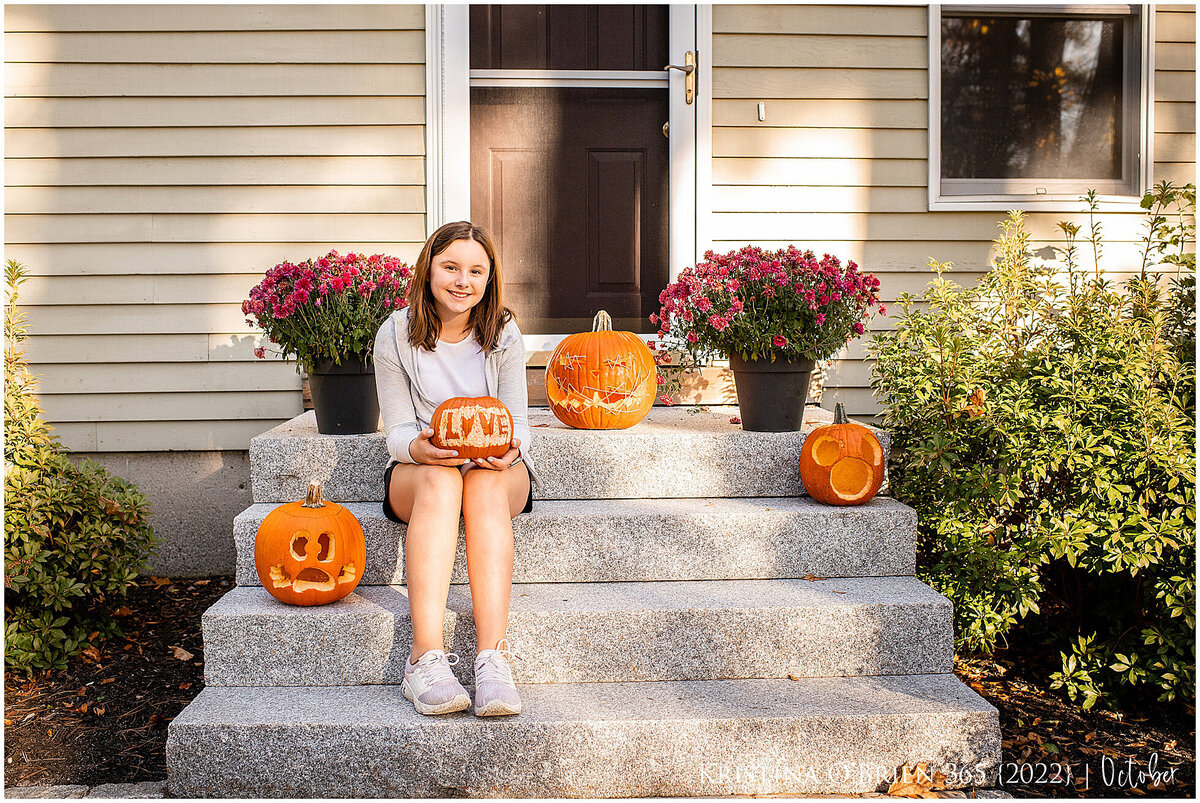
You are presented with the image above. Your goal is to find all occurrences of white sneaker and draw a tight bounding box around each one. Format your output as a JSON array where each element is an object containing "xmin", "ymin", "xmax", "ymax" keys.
[
  {"xmin": 473, "ymin": 639, "xmax": 522, "ymax": 717},
  {"xmin": 401, "ymin": 649, "xmax": 471, "ymax": 715}
]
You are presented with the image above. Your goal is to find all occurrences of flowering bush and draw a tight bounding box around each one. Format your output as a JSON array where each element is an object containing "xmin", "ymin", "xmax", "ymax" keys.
[
  {"xmin": 652, "ymin": 245, "xmax": 884, "ymax": 365},
  {"xmin": 243, "ymin": 250, "xmax": 411, "ymax": 371}
]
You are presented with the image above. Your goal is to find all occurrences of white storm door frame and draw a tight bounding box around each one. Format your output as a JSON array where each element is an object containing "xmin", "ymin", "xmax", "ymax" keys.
[{"xmin": 425, "ymin": 4, "xmax": 713, "ymax": 299}]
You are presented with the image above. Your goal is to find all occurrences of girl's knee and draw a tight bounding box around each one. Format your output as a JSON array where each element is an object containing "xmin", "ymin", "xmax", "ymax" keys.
[
  {"xmin": 412, "ymin": 464, "xmax": 463, "ymax": 505},
  {"xmin": 463, "ymin": 466, "xmax": 526, "ymax": 520},
  {"xmin": 416, "ymin": 464, "xmax": 463, "ymax": 488},
  {"xmin": 462, "ymin": 467, "xmax": 506, "ymax": 501}
]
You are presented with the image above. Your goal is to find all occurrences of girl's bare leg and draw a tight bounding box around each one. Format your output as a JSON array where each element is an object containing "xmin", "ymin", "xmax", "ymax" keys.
[
  {"xmin": 461, "ymin": 462, "xmax": 530, "ymax": 652},
  {"xmin": 387, "ymin": 463, "xmax": 464, "ymax": 659}
]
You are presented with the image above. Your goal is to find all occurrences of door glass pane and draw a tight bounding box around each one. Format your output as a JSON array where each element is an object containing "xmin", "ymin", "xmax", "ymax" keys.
[
  {"xmin": 470, "ymin": 5, "xmax": 669, "ymax": 71},
  {"xmin": 941, "ymin": 14, "xmax": 1125, "ymax": 180},
  {"xmin": 470, "ymin": 87, "xmax": 669, "ymax": 335}
]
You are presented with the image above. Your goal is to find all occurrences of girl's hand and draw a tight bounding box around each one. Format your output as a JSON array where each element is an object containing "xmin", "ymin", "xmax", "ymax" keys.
[
  {"xmin": 408, "ymin": 428, "xmax": 468, "ymax": 466},
  {"xmin": 472, "ymin": 438, "xmax": 522, "ymax": 471}
]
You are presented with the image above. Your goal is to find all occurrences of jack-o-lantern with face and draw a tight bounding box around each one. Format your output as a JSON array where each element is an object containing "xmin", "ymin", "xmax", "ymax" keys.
[
  {"xmin": 799, "ymin": 403, "xmax": 885, "ymax": 506},
  {"xmin": 545, "ymin": 310, "xmax": 657, "ymax": 429},
  {"xmin": 254, "ymin": 484, "xmax": 365, "ymax": 606}
]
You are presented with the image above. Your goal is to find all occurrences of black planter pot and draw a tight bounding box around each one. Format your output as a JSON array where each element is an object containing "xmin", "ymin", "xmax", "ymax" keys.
[
  {"xmin": 728, "ymin": 353, "xmax": 816, "ymax": 432},
  {"xmin": 307, "ymin": 356, "xmax": 380, "ymax": 435}
]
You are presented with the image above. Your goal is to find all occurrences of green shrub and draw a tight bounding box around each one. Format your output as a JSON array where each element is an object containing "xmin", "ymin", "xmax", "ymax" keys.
[
  {"xmin": 5, "ymin": 260, "xmax": 159, "ymax": 675},
  {"xmin": 869, "ymin": 183, "xmax": 1196, "ymax": 711}
]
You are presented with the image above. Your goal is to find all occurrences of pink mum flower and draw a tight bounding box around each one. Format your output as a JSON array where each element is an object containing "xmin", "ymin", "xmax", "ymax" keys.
[{"xmin": 773, "ymin": 335, "xmax": 788, "ymax": 348}]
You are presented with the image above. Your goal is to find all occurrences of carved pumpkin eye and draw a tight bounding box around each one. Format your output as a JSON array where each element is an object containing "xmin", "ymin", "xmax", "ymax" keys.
[
  {"xmin": 557, "ymin": 353, "xmax": 586, "ymax": 370},
  {"xmin": 317, "ymin": 532, "xmax": 333, "ymax": 562}
]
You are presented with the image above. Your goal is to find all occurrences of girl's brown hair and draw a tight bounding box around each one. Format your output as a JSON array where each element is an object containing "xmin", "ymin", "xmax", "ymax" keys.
[{"xmin": 406, "ymin": 221, "xmax": 513, "ymax": 351}]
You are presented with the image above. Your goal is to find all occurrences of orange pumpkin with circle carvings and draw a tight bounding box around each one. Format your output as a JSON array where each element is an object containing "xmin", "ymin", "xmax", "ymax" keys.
[
  {"xmin": 254, "ymin": 483, "xmax": 365, "ymax": 606},
  {"xmin": 545, "ymin": 310, "xmax": 657, "ymax": 429},
  {"xmin": 799, "ymin": 403, "xmax": 885, "ymax": 506},
  {"xmin": 430, "ymin": 396, "xmax": 514, "ymax": 460}
]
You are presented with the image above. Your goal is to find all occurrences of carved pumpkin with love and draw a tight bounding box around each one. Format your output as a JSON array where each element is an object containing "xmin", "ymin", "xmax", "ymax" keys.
[
  {"xmin": 799, "ymin": 403, "xmax": 885, "ymax": 506},
  {"xmin": 254, "ymin": 484, "xmax": 365, "ymax": 606},
  {"xmin": 430, "ymin": 396, "xmax": 514, "ymax": 460}
]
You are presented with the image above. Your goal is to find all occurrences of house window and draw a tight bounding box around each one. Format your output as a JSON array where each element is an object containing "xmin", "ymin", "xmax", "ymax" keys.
[{"xmin": 930, "ymin": 5, "xmax": 1150, "ymax": 209}]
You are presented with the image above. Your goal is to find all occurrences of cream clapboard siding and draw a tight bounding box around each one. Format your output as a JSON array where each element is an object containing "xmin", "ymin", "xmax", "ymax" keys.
[
  {"xmin": 712, "ymin": 4, "xmax": 1196, "ymax": 415},
  {"xmin": 5, "ymin": 4, "xmax": 428, "ymax": 450}
]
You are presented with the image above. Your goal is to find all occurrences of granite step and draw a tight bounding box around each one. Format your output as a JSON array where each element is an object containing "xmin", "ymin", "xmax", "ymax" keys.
[
  {"xmin": 233, "ymin": 496, "xmax": 916, "ymax": 586},
  {"xmin": 249, "ymin": 406, "xmax": 891, "ymax": 503},
  {"xmin": 166, "ymin": 674, "xmax": 999, "ymax": 797},
  {"xmin": 202, "ymin": 577, "xmax": 953, "ymax": 687}
]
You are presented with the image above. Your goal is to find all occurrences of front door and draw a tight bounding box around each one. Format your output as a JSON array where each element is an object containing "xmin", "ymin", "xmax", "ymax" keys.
[{"xmin": 467, "ymin": 5, "xmax": 674, "ymax": 335}]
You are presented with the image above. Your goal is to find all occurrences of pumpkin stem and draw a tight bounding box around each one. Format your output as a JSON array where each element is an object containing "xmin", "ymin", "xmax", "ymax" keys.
[
  {"xmin": 302, "ymin": 483, "xmax": 327, "ymax": 508},
  {"xmin": 833, "ymin": 402, "xmax": 848, "ymax": 425},
  {"xmin": 592, "ymin": 310, "xmax": 613, "ymax": 332}
]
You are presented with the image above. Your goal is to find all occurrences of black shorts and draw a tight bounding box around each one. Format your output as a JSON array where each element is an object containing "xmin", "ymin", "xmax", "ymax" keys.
[{"xmin": 381, "ymin": 460, "xmax": 533, "ymax": 524}]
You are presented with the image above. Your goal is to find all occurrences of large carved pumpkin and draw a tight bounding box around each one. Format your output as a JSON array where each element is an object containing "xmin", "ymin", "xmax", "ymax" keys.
[
  {"xmin": 799, "ymin": 403, "xmax": 885, "ymax": 506},
  {"xmin": 430, "ymin": 396, "xmax": 514, "ymax": 460},
  {"xmin": 254, "ymin": 484, "xmax": 365, "ymax": 606},
  {"xmin": 545, "ymin": 310, "xmax": 657, "ymax": 429}
]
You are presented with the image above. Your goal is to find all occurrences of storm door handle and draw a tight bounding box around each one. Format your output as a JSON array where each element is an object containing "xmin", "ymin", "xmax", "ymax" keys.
[{"xmin": 664, "ymin": 51, "xmax": 695, "ymax": 105}]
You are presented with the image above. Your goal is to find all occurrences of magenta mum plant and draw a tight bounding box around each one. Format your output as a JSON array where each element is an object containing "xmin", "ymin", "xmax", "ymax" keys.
[
  {"xmin": 243, "ymin": 250, "xmax": 411, "ymax": 371},
  {"xmin": 652, "ymin": 245, "xmax": 885, "ymax": 365}
]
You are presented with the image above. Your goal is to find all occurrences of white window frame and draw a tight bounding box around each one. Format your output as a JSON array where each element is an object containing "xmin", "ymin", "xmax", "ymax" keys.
[{"xmin": 929, "ymin": 3, "xmax": 1155, "ymax": 212}]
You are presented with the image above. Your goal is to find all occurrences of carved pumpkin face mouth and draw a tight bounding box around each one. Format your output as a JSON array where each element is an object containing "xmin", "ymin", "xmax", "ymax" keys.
[{"xmin": 269, "ymin": 529, "xmax": 358, "ymax": 595}]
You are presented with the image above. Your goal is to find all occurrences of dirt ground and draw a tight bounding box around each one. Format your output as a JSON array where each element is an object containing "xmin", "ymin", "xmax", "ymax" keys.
[
  {"xmin": 955, "ymin": 650, "xmax": 1194, "ymax": 797},
  {"xmin": 4, "ymin": 576, "xmax": 1195, "ymax": 797},
  {"xmin": 4, "ymin": 576, "xmax": 229, "ymax": 787}
]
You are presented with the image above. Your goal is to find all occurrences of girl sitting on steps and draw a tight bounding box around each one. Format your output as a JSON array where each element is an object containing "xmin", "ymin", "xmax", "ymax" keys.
[{"xmin": 373, "ymin": 220, "xmax": 540, "ymax": 717}]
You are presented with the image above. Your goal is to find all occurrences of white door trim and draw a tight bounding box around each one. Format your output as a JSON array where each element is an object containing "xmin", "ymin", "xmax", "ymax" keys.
[
  {"xmin": 426, "ymin": 3, "xmax": 713, "ymax": 297},
  {"xmin": 695, "ymin": 4, "xmax": 714, "ymax": 269},
  {"xmin": 668, "ymin": 3, "xmax": 697, "ymax": 284},
  {"xmin": 424, "ymin": 4, "xmax": 471, "ymax": 230},
  {"xmin": 668, "ymin": 4, "xmax": 714, "ymax": 280}
]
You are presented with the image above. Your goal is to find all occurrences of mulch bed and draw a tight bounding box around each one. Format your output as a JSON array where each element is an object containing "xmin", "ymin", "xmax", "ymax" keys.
[
  {"xmin": 4, "ymin": 576, "xmax": 232, "ymax": 788},
  {"xmin": 4, "ymin": 576, "xmax": 1196, "ymax": 798},
  {"xmin": 957, "ymin": 650, "xmax": 1194, "ymax": 798}
]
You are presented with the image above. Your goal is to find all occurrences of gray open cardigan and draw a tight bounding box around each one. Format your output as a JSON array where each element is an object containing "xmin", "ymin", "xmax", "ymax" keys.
[{"xmin": 373, "ymin": 307, "xmax": 541, "ymax": 490}]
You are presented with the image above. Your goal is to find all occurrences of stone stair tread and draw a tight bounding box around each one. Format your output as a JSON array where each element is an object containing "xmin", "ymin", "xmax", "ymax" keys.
[
  {"xmin": 202, "ymin": 577, "xmax": 953, "ymax": 686},
  {"xmin": 167, "ymin": 675, "xmax": 999, "ymax": 797},
  {"xmin": 175, "ymin": 672, "xmax": 993, "ymax": 725},
  {"xmin": 250, "ymin": 406, "xmax": 892, "ymax": 502},
  {"xmin": 234, "ymin": 495, "xmax": 917, "ymax": 585},
  {"xmin": 213, "ymin": 575, "xmax": 947, "ymax": 615}
]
